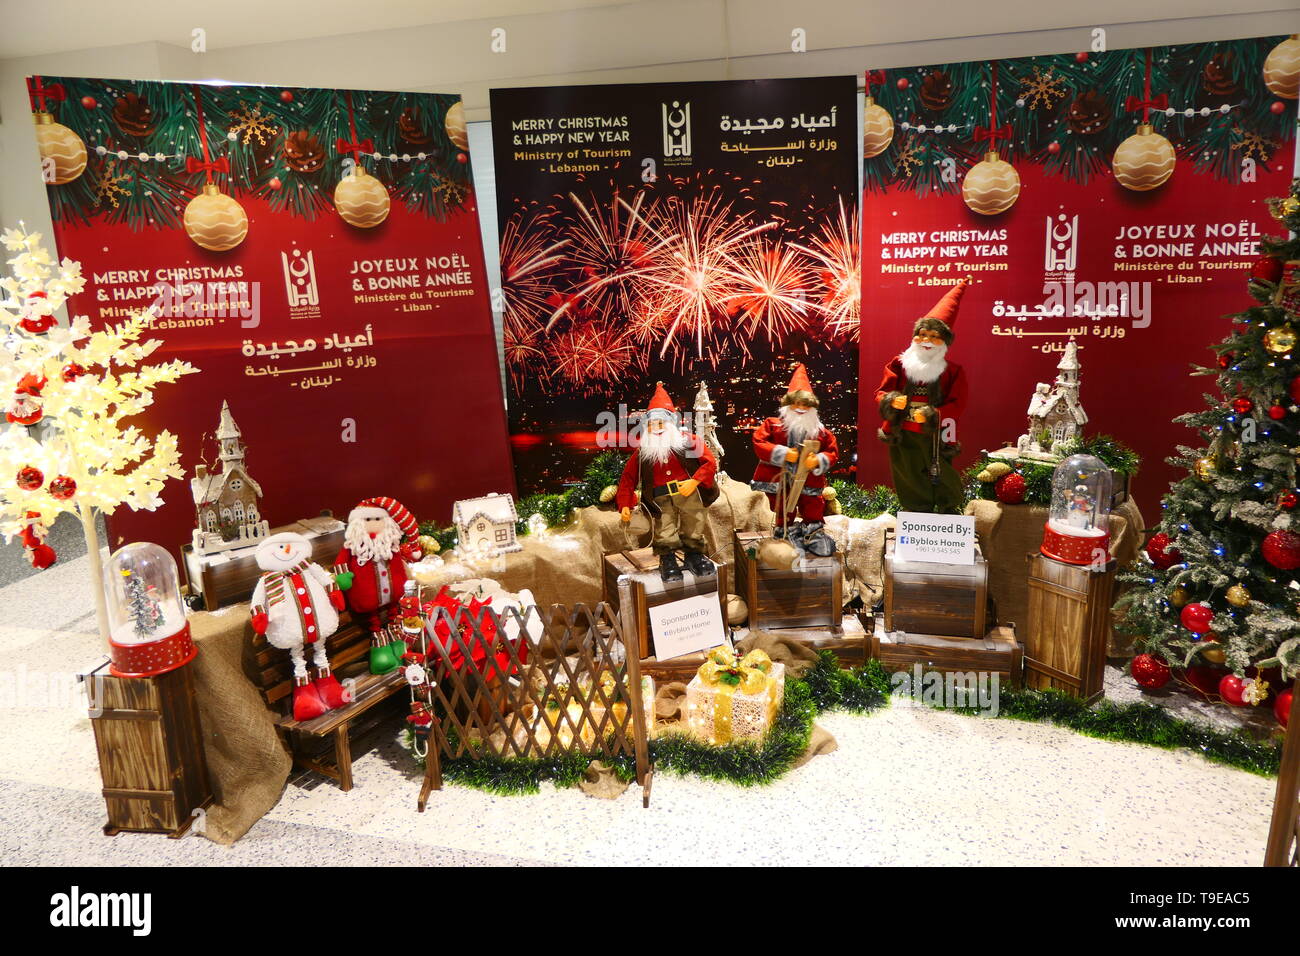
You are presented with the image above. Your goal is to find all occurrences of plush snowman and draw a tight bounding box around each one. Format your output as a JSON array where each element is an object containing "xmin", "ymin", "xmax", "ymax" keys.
[{"xmin": 250, "ymin": 532, "xmax": 351, "ymax": 721}]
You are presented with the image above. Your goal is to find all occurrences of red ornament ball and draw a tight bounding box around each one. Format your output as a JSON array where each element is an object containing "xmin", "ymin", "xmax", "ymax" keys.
[
  {"xmin": 49, "ymin": 475, "xmax": 76, "ymax": 500},
  {"xmin": 1218, "ymin": 674, "xmax": 1247, "ymax": 706},
  {"xmin": 1252, "ymin": 255, "xmax": 1284, "ymax": 284},
  {"xmin": 268, "ymin": 177, "xmax": 282, "ymax": 192},
  {"xmin": 1145, "ymin": 532, "xmax": 1182, "ymax": 570},
  {"xmin": 81, "ymin": 95, "xmax": 97, "ymax": 109},
  {"xmin": 456, "ymin": 152, "xmax": 468, "ymax": 164},
  {"xmin": 896, "ymin": 77, "xmax": 910, "ymax": 90},
  {"xmin": 1231, "ymin": 397, "xmax": 1252, "ymax": 414},
  {"xmin": 1130, "ymin": 653, "xmax": 1170, "ymax": 690},
  {"xmin": 16, "ymin": 466, "xmax": 44, "ymax": 491},
  {"xmin": 1075, "ymin": 51, "xmax": 1089, "ymax": 63},
  {"xmin": 1180, "ymin": 602, "xmax": 1214, "ymax": 634},
  {"xmin": 994, "ymin": 472, "xmax": 1027, "ymax": 504},
  {"xmin": 1184, "ymin": 665, "xmax": 1222, "ymax": 697},
  {"xmin": 1270, "ymin": 404, "xmax": 1287, "ymax": 420},
  {"xmin": 1047, "ymin": 141, "xmax": 1061, "ymax": 155},
  {"xmin": 1272, "ymin": 100, "xmax": 1287, "ymax": 115},
  {"xmin": 1262, "ymin": 529, "xmax": 1300, "ymax": 570},
  {"xmin": 61, "ymin": 363, "xmax": 86, "ymax": 382},
  {"xmin": 1275, "ymin": 688, "xmax": 1293, "ymax": 727},
  {"xmin": 1279, "ymin": 490, "xmax": 1297, "ymax": 510},
  {"xmin": 1218, "ymin": 352, "xmax": 1232, "ymax": 369},
  {"xmin": 280, "ymin": 90, "xmax": 294, "ymax": 103}
]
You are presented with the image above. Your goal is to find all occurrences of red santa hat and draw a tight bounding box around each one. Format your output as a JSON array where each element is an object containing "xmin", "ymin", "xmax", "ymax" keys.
[
  {"xmin": 15, "ymin": 373, "xmax": 46, "ymax": 397},
  {"xmin": 351, "ymin": 496, "xmax": 418, "ymax": 539},
  {"xmin": 781, "ymin": 362, "xmax": 819, "ymax": 408},
  {"xmin": 645, "ymin": 381, "xmax": 677, "ymax": 422},
  {"xmin": 914, "ymin": 278, "xmax": 970, "ymax": 343}
]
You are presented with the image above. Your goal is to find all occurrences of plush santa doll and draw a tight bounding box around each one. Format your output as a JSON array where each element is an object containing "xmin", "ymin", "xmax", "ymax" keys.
[
  {"xmin": 18, "ymin": 291, "xmax": 56, "ymax": 335},
  {"xmin": 334, "ymin": 496, "xmax": 423, "ymax": 674},
  {"xmin": 6, "ymin": 373, "xmax": 46, "ymax": 426},
  {"xmin": 20, "ymin": 511, "xmax": 56, "ymax": 570},
  {"xmin": 875, "ymin": 279, "xmax": 970, "ymax": 514},
  {"xmin": 616, "ymin": 381, "xmax": 719, "ymax": 583},
  {"xmin": 250, "ymin": 532, "xmax": 351, "ymax": 722},
  {"xmin": 750, "ymin": 363, "xmax": 839, "ymax": 555}
]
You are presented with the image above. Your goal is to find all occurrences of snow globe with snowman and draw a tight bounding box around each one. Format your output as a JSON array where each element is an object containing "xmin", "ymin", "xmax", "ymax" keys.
[{"xmin": 1040, "ymin": 453, "xmax": 1113, "ymax": 566}]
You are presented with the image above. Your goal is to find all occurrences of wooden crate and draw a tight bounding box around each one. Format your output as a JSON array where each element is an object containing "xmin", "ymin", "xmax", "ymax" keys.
[
  {"xmin": 732, "ymin": 531, "xmax": 843, "ymax": 631},
  {"xmin": 182, "ymin": 514, "xmax": 344, "ymax": 611},
  {"xmin": 883, "ymin": 532, "xmax": 988, "ymax": 640},
  {"xmin": 870, "ymin": 616, "xmax": 1023, "ymax": 688},
  {"xmin": 1023, "ymin": 553, "xmax": 1116, "ymax": 701},
  {"xmin": 602, "ymin": 547, "xmax": 728, "ymax": 660},
  {"xmin": 86, "ymin": 660, "xmax": 212, "ymax": 837}
]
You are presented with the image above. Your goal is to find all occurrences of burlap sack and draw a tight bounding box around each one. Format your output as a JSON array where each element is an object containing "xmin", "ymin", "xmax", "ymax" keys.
[
  {"xmin": 736, "ymin": 628, "xmax": 822, "ymax": 678},
  {"xmin": 579, "ymin": 760, "xmax": 630, "ymax": 799},
  {"xmin": 823, "ymin": 513, "xmax": 896, "ymax": 606}
]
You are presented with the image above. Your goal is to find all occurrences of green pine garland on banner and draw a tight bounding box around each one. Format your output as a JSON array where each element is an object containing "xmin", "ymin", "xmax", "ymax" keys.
[{"xmin": 963, "ymin": 433, "xmax": 1140, "ymax": 507}]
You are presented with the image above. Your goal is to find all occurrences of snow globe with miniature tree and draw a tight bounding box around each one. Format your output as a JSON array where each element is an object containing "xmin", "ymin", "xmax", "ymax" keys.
[
  {"xmin": 1040, "ymin": 453, "xmax": 1113, "ymax": 566},
  {"xmin": 105, "ymin": 543, "xmax": 195, "ymax": 677}
]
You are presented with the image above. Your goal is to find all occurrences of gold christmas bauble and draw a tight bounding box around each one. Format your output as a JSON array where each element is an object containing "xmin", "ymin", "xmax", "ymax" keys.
[
  {"xmin": 1201, "ymin": 645, "xmax": 1226, "ymax": 665},
  {"xmin": 599, "ymin": 484, "xmax": 618, "ymax": 503},
  {"xmin": 726, "ymin": 594, "xmax": 748, "ymax": 626},
  {"xmin": 1170, "ymin": 586, "xmax": 1189, "ymax": 608},
  {"xmin": 862, "ymin": 97, "xmax": 894, "ymax": 159},
  {"xmin": 1112, "ymin": 123, "xmax": 1176, "ymax": 191},
  {"xmin": 334, "ymin": 167, "xmax": 390, "ymax": 229},
  {"xmin": 33, "ymin": 112, "xmax": 86, "ymax": 185},
  {"xmin": 183, "ymin": 184, "xmax": 248, "ymax": 252},
  {"xmin": 961, "ymin": 151, "xmax": 1020, "ymax": 216},
  {"xmin": 1194, "ymin": 457, "xmax": 1216, "ymax": 482},
  {"xmin": 1263, "ymin": 35, "xmax": 1300, "ymax": 100},
  {"xmin": 1226, "ymin": 584, "xmax": 1251, "ymax": 607},
  {"xmin": 417, "ymin": 534, "xmax": 441, "ymax": 556},
  {"xmin": 444, "ymin": 100, "xmax": 468, "ymax": 151},
  {"xmin": 1263, "ymin": 325, "xmax": 1297, "ymax": 355}
]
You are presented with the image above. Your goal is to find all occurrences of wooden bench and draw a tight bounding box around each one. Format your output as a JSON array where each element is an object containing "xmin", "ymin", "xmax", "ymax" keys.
[{"xmin": 248, "ymin": 617, "xmax": 407, "ymax": 791}]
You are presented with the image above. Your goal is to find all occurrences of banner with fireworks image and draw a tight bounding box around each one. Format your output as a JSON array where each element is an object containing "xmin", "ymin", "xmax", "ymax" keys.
[
  {"xmin": 29, "ymin": 75, "xmax": 511, "ymax": 550},
  {"xmin": 857, "ymin": 36, "xmax": 1298, "ymax": 506},
  {"xmin": 490, "ymin": 77, "xmax": 859, "ymax": 492}
]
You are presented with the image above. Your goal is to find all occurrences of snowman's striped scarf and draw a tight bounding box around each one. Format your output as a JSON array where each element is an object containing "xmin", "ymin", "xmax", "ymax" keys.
[{"xmin": 264, "ymin": 561, "xmax": 313, "ymax": 609}]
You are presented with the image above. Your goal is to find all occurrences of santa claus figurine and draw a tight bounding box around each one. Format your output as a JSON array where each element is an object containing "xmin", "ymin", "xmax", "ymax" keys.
[
  {"xmin": 750, "ymin": 363, "xmax": 839, "ymax": 555},
  {"xmin": 334, "ymin": 496, "xmax": 424, "ymax": 674},
  {"xmin": 875, "ymin": 279, "xmax": 969, "ymax": 514},
  {"xmin": 6, "ymin": 373, "xmax": 46, "ymax": 426},
  {"xmin": 250, "ymin": 532, "xmax": 352, "ymax": 722},
  {"xmin": 17, "ymin": 291, "xmax": 56, "ymax": 335},
  {"xmin": 20, "ymin": 511, "xmax": 56, "ymax": 570},
  {"xmin": 617, "ymin": 381, "xmax": 719, "ymax": 583}
]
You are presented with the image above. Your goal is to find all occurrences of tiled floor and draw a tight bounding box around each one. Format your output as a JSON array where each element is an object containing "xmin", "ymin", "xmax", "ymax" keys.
[{"xmin": 0, "ymin": 553, "xmax": 1280, "ymax": 866}]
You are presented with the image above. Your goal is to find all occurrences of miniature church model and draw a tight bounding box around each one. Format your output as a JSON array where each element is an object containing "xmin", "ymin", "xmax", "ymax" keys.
[
  {"xmin": 1016, "ymin": 339, "xmax": 1089, "ymax": 461},
  {"xmin": 694, "ymin": 380, "xmax": 724, "ymax": 464},
  {"xmin": 453, "ymin": 492, "xmax": 522, "ymax": 556},
  {"xmin": 191, "ymin": 401, "xmax": 270, "ymax": 555}
]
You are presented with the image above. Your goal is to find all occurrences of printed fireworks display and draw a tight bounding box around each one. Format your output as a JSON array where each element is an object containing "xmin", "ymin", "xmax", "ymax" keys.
[{"xmin": 491, "ymin": 77, "xmax": 859, "ymax": 491}]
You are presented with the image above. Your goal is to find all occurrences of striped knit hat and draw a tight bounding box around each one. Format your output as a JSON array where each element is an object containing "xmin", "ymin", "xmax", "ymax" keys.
[{"xmin": 353, "ymin": 496, "xmax": 418, "ymax": 539}]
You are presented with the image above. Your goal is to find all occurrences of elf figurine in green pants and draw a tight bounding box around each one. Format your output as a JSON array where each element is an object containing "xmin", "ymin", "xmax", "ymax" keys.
[{"xmin": 875, "ymin": 279, "xmax": 970, "ymax": 514}]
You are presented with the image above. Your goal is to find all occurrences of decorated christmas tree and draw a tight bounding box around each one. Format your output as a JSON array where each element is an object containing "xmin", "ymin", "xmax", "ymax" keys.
[
  {"xmin": 0, "ymin": 226, "xmax": 197, "ymax": 645},
  {"xmin": 1115, "ymin": 178, "xmax": 1300, "ymax": 718},
  {"xmin": 122, "ymin": 568, "xmax": 163, "ymax": 638}
]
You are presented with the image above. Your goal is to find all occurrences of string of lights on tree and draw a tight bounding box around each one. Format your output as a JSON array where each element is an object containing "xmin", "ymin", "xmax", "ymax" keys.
[
  {"xmin": 862, "ymin": 35, "xmax": 1299, "ymax": 215},
  {"xmin": 27, "ymin": 76, "xmax": 474, "ymax": 251}
]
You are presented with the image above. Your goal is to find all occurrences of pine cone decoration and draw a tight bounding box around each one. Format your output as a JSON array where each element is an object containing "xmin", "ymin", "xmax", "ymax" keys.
[
  {"xmin": 1066, "ymin": 90, "xmax": 1111, "ymax": 135},
  {"xmin": 398, "ymin": 107, "xmax": 433, "ymax": 147},
  {"xmin": 113, "ymin": 93, "xmax": 155, "ymax": 138},
  {"xmin": 1202, "ymin": 52, "xmax": 1238, "ymax": 97},
  {"xmin": 919, "ymin": 70, "xmax": 953, "ymax": 112},
  {"xmin": 282, "ymin": 130, "xmax": 325, "ymax": 173}
]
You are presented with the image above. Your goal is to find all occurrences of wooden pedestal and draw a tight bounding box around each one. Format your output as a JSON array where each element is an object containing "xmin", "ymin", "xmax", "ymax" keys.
[
  {"xmin": 732, "ymin": 531, "xmax": 843, "ymax": 631},
  {"xmin": 871, "ymin": 616, "xmax": 1023, "ymax": 688},
  {"xmin": 883, "ymin": 532, "xmax": 988, "ymax": 640},
  {"xmin": 602, "ymin": 547, "xmax": 727, "ymax": 659},
  {"xmin": 1024, "ymin": 553, "xmax": 1116, "ymax": 701},
  {"xmin": 182, "ymin": 514, "xmax": 344, "ymax": 611},
  {"xmin": 86, "ymin": 660, "xmax": 213, "ymax": 837}
]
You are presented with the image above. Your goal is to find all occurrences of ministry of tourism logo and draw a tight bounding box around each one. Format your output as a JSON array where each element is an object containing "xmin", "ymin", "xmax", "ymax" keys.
[
  {"xmin": 1044, "ymin": 212, "xmax": 1080, "ymax": 272},
  {"xmin": 662, "ymin": 100, "xmax": 692, "ymax": 162},
  {"xmin": 280, "ymin": 246, "xmax": 320, "ymax": 318}
]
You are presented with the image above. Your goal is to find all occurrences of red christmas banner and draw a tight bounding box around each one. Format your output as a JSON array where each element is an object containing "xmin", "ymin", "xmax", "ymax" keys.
[
  {"xmin": 859, "ymin": 37, "xmax": 1299, "ymax": 507},
  {"xmin": 27, "ymin": 76, "xmax": 511, "ymax": 552}
]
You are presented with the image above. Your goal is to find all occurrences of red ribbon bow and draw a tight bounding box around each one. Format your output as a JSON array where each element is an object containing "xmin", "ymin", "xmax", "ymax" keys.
[
  {"xmin": 1124, "ymin": 93, "xmax": 1168, "ymax": 113},
  {"xmin": 973, "ymin": 123, "xmax": 1013, "ymax": 146},
  {"xmin": 335, "ymin": 136, "xmax": 375, "ymax": 156},
  {"xmin": 865, "ymin": 70, "xmax": 886, "ymax": 89},
  {"xmin": 27, "ymin": 77, "xmax": 65, "ymax": 112},
  {"xmin": 186, "ymin": 155, "xmax": 230, "ymax": 176}
]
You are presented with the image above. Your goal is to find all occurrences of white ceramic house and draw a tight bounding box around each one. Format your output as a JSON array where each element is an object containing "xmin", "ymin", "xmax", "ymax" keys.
[
  {"xmin": 191, "ymin": 401, "xmax": 270, "ymax": 555},
  {"xmin": 1017, "ymin": 339, "xmax": 1089, "ymax": 461},
  {"xmin": 453, "ymin": 493, "xmax": 522, "ymax": 555}
]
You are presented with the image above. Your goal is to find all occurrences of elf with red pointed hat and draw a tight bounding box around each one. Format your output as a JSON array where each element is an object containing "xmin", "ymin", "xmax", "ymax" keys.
[
  {"xmin": 333, "ymin": 495, "xmax": 425, "ymax": 674},
  {"xmin": 750, "ymin": 363, "xmax": 840, "ymax": 553},
  {"xmin": 616, "ymin": 382, "xmax": 719, "ymax": 583},
  {"xmin": 875, "ymin": 279, "xmax": 970, "ymax": 514}
]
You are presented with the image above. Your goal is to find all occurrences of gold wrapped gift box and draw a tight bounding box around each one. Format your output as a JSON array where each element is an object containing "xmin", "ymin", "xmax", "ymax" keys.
[{"xmin": 685, "ymin": 646, "xmax": 785, "ymax": 745}]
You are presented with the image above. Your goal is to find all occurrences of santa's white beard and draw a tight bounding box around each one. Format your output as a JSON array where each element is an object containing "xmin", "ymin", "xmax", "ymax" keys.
[
  {"xmin": 344, "ymin": 515, "xmax": 402, "ymax": 564},
  {"xmin": 900, "ymin": 341, "xmax": 948, "ymax": 384},
  {"xmin": 639, "ymin": 423, "xmax": 688, "ymax": 464},
  {"xmin": 779, "ymin": 405, "xmax": 822, "ymax": 446}
]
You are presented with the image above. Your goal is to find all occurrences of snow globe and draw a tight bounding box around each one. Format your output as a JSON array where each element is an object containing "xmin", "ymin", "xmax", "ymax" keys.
[
  {"xmin": 1041, "ymin": 454, "xmax": 1113, "ymax": 566},
  {"xmin": 105, "ymin": 542, "xmax": 196, "ymax": 677}
]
